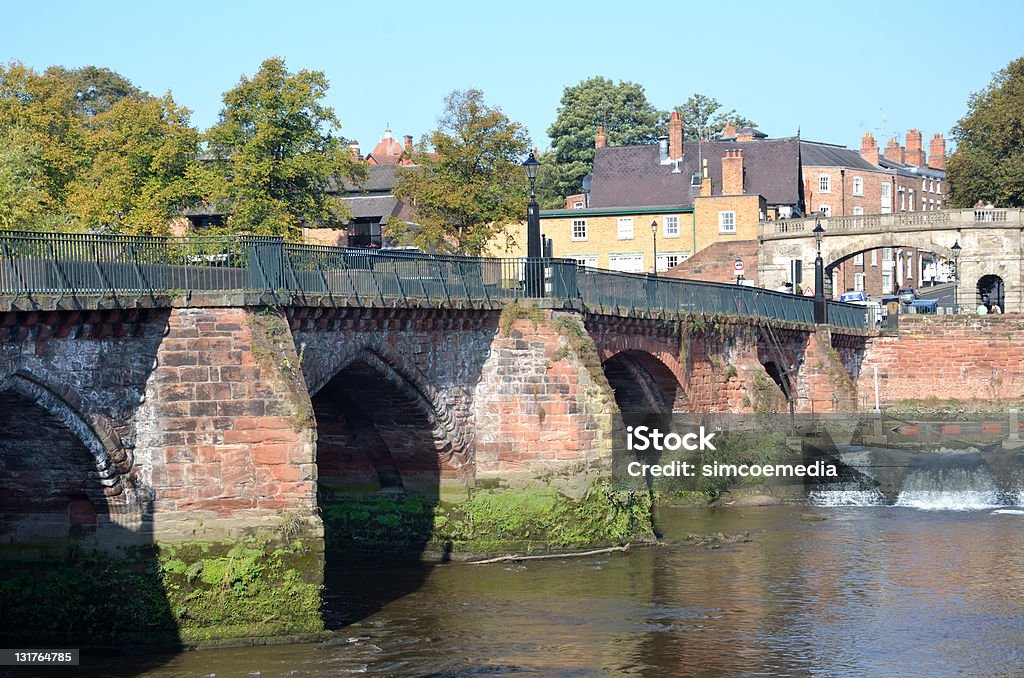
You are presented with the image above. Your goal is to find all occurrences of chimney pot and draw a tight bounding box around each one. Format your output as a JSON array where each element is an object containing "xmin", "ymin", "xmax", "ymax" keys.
[
  {"xmin": 595, "ymin": 124, "xmax": 607, "ymax": 149},
  {"xmin": 722, "ymin": 148, "xmax": 744, "ymax": 195},
  {"xmin": 928, "ymin": 133, "xmax": 947, "ymax": 171}
]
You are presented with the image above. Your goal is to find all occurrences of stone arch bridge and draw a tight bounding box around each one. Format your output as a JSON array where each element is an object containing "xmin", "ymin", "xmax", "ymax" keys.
[{"xmin": 758, "ymin": 208, "xmax": 1024, "ymax": 311}]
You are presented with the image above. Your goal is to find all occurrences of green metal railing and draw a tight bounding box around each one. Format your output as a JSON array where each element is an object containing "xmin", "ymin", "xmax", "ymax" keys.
[{"xmin": 0, "ymin": 230, "xmax": 869, "ymax": 329}]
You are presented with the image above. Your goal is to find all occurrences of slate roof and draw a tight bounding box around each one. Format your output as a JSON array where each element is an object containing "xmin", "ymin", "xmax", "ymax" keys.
[
  {"xmin": 800, "ymin": 141, "xmax": 879, "ymax": 171},
  {"xmin": 589, "ymin": 137, "xmax": 803, "ymax": 209}
]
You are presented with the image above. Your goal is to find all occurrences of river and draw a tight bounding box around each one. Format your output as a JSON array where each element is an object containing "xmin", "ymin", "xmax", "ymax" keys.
[{"xmin": 85, "ymin": 500, "xmax": 1024, "ymax": 677}]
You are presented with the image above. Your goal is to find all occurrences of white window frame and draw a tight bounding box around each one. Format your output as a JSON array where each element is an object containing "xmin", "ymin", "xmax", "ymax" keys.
[
  {"xmin": 922, "ymin": 177, "xmax": 927, "ymax": 191},
  {"xmin": 571, "ymin": 219, "xmax": 587, "ymax": 241},
  {"xmin": 854, "ymin": 272, "xmax": 866, "ymax": 291},
  {"xmin": 853, "ymin": 253, "xmax": 864, "ymax": 265},
  {"xmin": 566, "ymin": 254, "xmax": 597, "ymax": 268},
  {"xmin": 608, "ymin": 253, "xmax": 644, "ymax": 273},
  {"xmin": 572, "ymin": 201, "xmax": 584, "ymax": 209},
  {"xmin": 871, "ymin": 250, "xmax": 878, "ymax": 266},
  {"xmin": 852, "ymin": 176, "xmax": 863, "ymax": 196},
  {"xmin": 819, "ymin": 174, "xmax": 831, "ymax": 193},
  {"xmin": 617, "ymin": 217, "xmax": 634, "ymax": 240},
  {"xmin": 718, "ymin": 211, "xmax": 736, "ymax": 234},
  {"xmin": 656, "ymin": 251, "xmax": 688, "ymax": 272},
  {"xmin": 820, "ymin": 205, "xmax": 832, "ymax": 217},
  {"xmin": 664, "ymin": 215, "xmax": 680, "ymax": 238},
  {"xmin": 882, "ymin": 271, "xmax": 893, "ymax": 293},
  {"xmin": 936, "ymin": 179, "xmax": 942, "ymax": 194},
  {"xmin": 853, "ymin": 206, "xmax": 864, "ymax": 215}
]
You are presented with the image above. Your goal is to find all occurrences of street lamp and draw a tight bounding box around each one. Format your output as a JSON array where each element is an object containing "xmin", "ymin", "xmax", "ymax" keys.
[
  {"xmin": 952, "ymin": 240, "xmax": 961, "ymax": 312},
  {"xmin": 522, "ymin": 152, "xmax": 542, "ymax": 296},
  {"xmin": 651, "ymin": 219, "xmax": 658, "ymax": 276},
  {"xmin": 813, "ymin": 218, "xmax": 826, "ymax": 324}
]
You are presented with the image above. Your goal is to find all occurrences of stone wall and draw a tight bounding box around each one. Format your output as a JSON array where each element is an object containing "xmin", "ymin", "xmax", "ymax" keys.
[{"xmin": 858, "ymin": 315, "xmax": 1024, "ymax": 407}]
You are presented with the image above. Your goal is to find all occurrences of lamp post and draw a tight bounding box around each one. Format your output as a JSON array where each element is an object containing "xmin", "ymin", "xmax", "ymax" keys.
[
  {"xmin": 952, "ymin": 240, "xmax": 961, "ymax": 312},
  {"xmin": 651, "ymin": 219, "xmax": 658, "ymax": 276},
  {"xmin": 522, "ymin": 152, "xmax": 542, "ymax": 296},
  {"xmin": 813, "ymin": 218, "xmax": 826, "ymax": 324}
]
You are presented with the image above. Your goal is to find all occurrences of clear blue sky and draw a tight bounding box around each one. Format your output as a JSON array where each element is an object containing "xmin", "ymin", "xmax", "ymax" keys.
[{"xmin": 6, "ymin": 0, "xmax": 1021, "ymax": 156}]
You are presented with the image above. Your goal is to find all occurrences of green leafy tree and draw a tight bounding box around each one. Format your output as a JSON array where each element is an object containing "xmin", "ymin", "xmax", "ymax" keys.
[
  {"xmin": 0, "ymin": 127, "xmax": 52, "ymax": 229},
  {"xmin": 543, "ymin": 77, "xmax": 665, "ymax": 205},
  {"xmin": 0, "ymin": 62, "xmax": 88, "ymax": 208},
  {"xmin": 390, "ymin": 89, "xmax": 530, "ymax": 255},
  {"xmin": 47, "ymin": 65, "xmax": 146, "ymax": 118},
  {"xmin": 675, "ymin": 93, "xmax": 758, "ymax": 141},
  {"xmin": 196, "ymin": 57, "xmax": 363, "ymax": 237},
  {"xmin": 65, "ymin": 94, "xmax": 200, "ymax": 234},
  {"xmin": 947, "ymin": 56, "xmax": 1024, "ymax": 207}
]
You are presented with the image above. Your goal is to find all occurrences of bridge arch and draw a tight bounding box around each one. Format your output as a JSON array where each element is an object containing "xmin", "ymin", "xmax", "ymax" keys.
[
  {"xmin": 825, "ymin": 239, "xmax": 957, "ymax": 272},
  {"xmin": 311, "ymin": 347, "xmax": 469, "ymax": 497},
  {"xmin": 977, "ymin": 274, "xmax": 1005, "ymax": 311},
  {"xmin": 0, "ymin": 373, "xmax": 134, "ymax": 541},
  {"xmin": 601, "ymin": 349, "xmax": 688, "ymax": 424}
]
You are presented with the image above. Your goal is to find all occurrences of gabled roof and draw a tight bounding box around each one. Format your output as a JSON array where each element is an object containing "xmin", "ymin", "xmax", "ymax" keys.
[
  {"xmin": 800, "ymin": 141, "xmax": 880, "ymax": 171},
  {"xmin": 589, "ymin": 137, "xmax": 803, "ymax": 208},
  {"xmin": 366, "ymin": 129, "xmax": 405, "ymax": 165}
]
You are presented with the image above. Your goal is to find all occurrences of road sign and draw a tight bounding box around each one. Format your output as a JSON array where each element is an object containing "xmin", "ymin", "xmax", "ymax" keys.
[
  {"xmin": 734, "ymin": 258, "xmax": 744, "ymax": 274},
  {"xmin": 803, "ymin": 286, "xmax": 814, "ymax": 297}
]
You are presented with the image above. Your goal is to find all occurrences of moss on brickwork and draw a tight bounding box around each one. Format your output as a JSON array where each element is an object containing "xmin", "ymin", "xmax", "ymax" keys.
[
  {"xmin": 498, "ymin": 301, "xmax": 546, "ymax": 337},
  {"xmin": 322, "ymin": 483, "xmax": 653, "ymax": 558},
  {"xmin": 0, "ymin": 537, "xmax": 323, "ymax": 647},
  {"xmin": 245, "ymin": 307, "xmax": 314, "ymax": 431}
]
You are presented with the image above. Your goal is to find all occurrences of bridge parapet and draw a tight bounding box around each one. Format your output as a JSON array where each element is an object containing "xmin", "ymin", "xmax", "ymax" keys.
[{"xmin": 760, "ymin": 208, "xmax": 1024, "ymax": 240}]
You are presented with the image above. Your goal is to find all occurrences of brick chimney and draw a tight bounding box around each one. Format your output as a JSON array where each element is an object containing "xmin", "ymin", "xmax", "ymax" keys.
[
  {"xmin": 404, "ymin": 135, "xmax": 414, "ymax": 153},
  {"xmin": 595, "ymin": 124, "xmax": 607, "ymax": 149},
  {"xmin": 700, "ymin": 158, "xmax": 712, "ymax": 196},
  {"xmin": 722, "ymin": 121, "xmax": 736, "ymax": 139},
  {"xmin": 884, "ymin": 136, "xmax": 904, "ymax": 163},
  {"xmin": 668, "ymin": 110, "xmax": 683, "ymax": 161},
  {"xmin": 928, "ymin": 133, "xmax": 947, "ymax": 171},
  {"xmin": 736, "ymin": 129, "xmax": 754, "ymax": 142},
  {"xmin": 860, "ymin": 132, "xmax": 878, "ymax": 165},
  {"xmin": 722, "ymin": 149, "xmax": 744, "ymax": 195},
  {"xmin": 348, "ymin": 139, "xmax": 362, "ymax": 161},
  {"xmin": 905, "ymin": 129, "xmax": 924, "ymax": 166}
]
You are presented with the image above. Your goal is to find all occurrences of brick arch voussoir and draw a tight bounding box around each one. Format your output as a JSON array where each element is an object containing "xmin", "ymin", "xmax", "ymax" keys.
[
  {"xmin": 0, "ymin": 371, "xmax": 135, "ymax": 511},
  {"xmin": 309, "ymin": 344, "xmax": 470, "ymax": 471},
  {"xmin": 596, "ymin": 333, "xmax": 690, "ymax": 409}
]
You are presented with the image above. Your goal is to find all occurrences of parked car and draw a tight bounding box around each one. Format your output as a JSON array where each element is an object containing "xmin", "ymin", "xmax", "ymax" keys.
[
  {"xmin": 840, "ymin": 290, "xmax": 868, "ymax": 303},
  {"xmin": 898, "ymin": 287, "xmax": 917, "ymax": 305}
]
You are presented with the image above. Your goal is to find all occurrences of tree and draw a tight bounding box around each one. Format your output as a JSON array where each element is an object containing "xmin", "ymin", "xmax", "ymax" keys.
[
  {"xmin": 543, "ymin": 77, "xmax": 665, "ymax": 204},
  {"xmin": 0, "ymin": 62, "xmax": 88, "ymax": 207},
  {"xmin": 65, "ymin": 94, "xmax": 200, "ymax": 234},
  {"xmin": 947, "ymin": 57, "xmax": 1024, "ymax": 207},
  {"xmin": 196, "ymin": 57, "xmax": 363, "ymax": 237},
  {"xmin": 0, "ymin": 127, "xmax": 52, "ymax": 229},
  {"xmin": 47, "ymin": 65, "xmax": 146, "ymax": 118},
  {"xmin": 390, "ymin": 89, "xmax": 531, "ymax": 255},
  {"xmin": 675, "ymin": 93, "xmax": 758, "ymax": 141}
]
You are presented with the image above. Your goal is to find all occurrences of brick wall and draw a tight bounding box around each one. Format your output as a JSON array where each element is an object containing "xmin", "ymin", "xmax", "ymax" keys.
[
  {"xmin": 858, "ymin": 315, "xmax": 1024, "ymax": 407},
  {"xmin": 692, "ymin": 194, "xmax": 763, "ymax": 254}
]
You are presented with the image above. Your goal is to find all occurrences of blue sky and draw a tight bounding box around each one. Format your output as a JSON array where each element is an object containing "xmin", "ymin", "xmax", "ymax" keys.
[{"xmin": 6, "ymin": 1, "xmax": 1021, "ymax": 157}]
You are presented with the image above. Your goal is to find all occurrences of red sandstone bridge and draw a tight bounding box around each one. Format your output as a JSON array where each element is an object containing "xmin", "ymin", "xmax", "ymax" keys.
[{"xmin": 0, "ymin": 229, "xmax": 872, "ymax": 556}]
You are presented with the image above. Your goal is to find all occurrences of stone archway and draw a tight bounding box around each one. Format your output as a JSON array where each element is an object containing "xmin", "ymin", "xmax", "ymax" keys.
[
  {"xmin": 602, "ymin": 350, "xmax": 687, "ymax": 426},
  {"xmin": 977, "ymin": 274, "xmax": 1005, "ymax": 311}
]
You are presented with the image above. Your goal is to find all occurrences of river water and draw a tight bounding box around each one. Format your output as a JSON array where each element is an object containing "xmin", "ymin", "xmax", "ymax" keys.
[{"xmin": 89, "ymin": 500, "xmax": 1024, "ymax": 677}]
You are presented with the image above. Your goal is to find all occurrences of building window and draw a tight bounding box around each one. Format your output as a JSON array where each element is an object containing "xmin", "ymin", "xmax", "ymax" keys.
[
  {"xmin": 820, "ymin": 205, "xmax": 832, "ymax": 217},
  {"xmin": 936, "ymin": 180, "xmax": 942, "ymax": 194},
  {"xmin": 608, "ymin": 253, "xmax": 644, "ymax": 273},
  {"xmin": 571, "ymin": 219, "xmax": 587, "ymax": 241},
  {"xmin": 854, "ymin": 272, "xmax": 865, "ymax": 291},
  {"xmin": 566, "ymin": 254, "xmax": 597, "ymax": 268},
  {"xmin": 870, "ymin": 250, "xmax": 878, "ymax": 266},
  {"xmin": 881, "ymin": 182, "xmax": 891, "ymax": 213},
  {"xmin": 882, "ymin": 247, "xmax": 893, "ymax": 265},
  {"xmin": 718, "ymin": 211, "xmax": 736, "ymax": 234},
  {"xmin": 922, "ymin": 177, "xmax": 927, "ymax": 192},
  {"xmin": 657, "ymin": 252, "xmax": 689, "ymax": 272},
  {"xmin": 819, "ymin": 174, "xmax": 831, "ymax": 193},
  {"xmin": 899, "ymin": 188, "xmax": 905, "ymax": 211},
  {"xmin": 909, "ymin": 189, "xmax": 915, "ymax": 211},
  {"xmin": 617, "ymin": 217, "xmax": 634, "ymax": 240},
  {"xmin": 572, "ymin": 201, "xmax": 584, "ymax": 209},
  {"xmin": 664, "ymin": 215, "xmax": 680, "ymax": 238},
  {"xmin": 853, "ymin": 253, "xmax": 864, "ymax": 265},
  {"xmin": 906, "ymin": 253, "xmax": 913, "ymax": 278},
  {"xmin": 853, "ymin": 206, "xmax": 864, "ymax": 215},
  {"xmin": 882, "ymin": 271, "xmax": 893, "ymax": 293},
  {"xmin": 853, "ymin": 176, "xmax": 863, "ymax": 196}
]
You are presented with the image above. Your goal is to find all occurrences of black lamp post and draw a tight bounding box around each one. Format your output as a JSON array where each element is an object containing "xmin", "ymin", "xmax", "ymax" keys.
[
  {"xmin": 523, "ymin": 152, "xmax": 542, "ymax": 296},
  {"xmin": 651, "ymin": 219, "xmax": 658, "ymax": 276},
  {"xmin": 952, "ymin": 240, "xmax": 961, "ymax": 312},
  {"xmin": 813, "ymin": 218, "xmax": 826, "ymax": 324}
]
